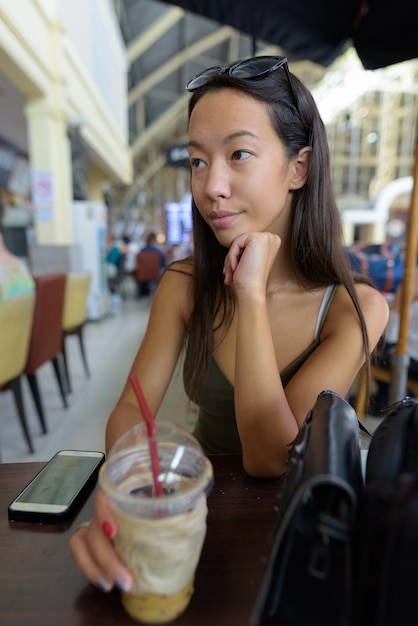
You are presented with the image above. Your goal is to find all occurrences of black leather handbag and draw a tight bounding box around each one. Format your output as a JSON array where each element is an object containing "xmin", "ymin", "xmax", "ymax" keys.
[
  {"xmin": 251, "ymin": 390, "xmax": 363, "ymax": 626},
  {"xmin": 356, "ymin": 396, "xmax": 418, "ymax": 626}
]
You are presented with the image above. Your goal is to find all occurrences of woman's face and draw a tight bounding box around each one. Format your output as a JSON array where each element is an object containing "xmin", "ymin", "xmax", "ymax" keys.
[{"xmin": 188, "ymin": 88, "xmax": 298, "ymax": 248}]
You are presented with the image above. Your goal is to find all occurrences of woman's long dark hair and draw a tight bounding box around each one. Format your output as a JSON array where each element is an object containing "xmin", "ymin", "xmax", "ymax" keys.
[{"xmin": 183, "ymin": 66, "xmax": 373, "ymax": 405}]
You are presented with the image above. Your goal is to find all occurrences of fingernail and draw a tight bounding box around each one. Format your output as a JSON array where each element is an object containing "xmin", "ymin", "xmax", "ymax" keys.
[
  {"xmin": 96, "ymin": 576, "xmax": 113, "ymax": 593},
  {"xmin": 116, "ymin": 576, "xmax": 132, "ymax": 593},
  {"xmin": 222, "ymin": 266, "xmax": 225, "ymax": 275},
  {"xmin": 101, "ymin": 520, "xmax": 114, "ymax": 539}
]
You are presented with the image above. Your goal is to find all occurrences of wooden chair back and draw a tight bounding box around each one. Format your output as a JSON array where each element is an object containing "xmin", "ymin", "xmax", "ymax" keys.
[
  {"xmin": 61, "ymin": 273, "xmax": 91, "ymax": 392},
  {"xmin": 25, "ymin": 273, "xmax": 66, "ymax": 373},
  {"xmin": 0, "ymin": 293, "xmax": 36, "ymax": 453},
  {"xmin": 0, "ymin": 294, "xmax": 35, "ymax": 385},
  {"xmin": 24, "ymin": 273, "xmax": 68, "ymax": 433},
  {"xmin": 62, "ymin": 273, "xmax": 91, "ymax": 332}
]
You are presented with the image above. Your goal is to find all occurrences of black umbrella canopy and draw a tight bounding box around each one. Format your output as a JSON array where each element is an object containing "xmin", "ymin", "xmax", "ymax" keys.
[{"xmin": 162, "ymin": 0, "xmax": 418, "ymax": 69}]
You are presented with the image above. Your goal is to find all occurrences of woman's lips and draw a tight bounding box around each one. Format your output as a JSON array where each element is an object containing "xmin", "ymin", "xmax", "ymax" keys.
[{"xmin": 209, "ymin": 211, "xmax": 240, "ymax": 229}]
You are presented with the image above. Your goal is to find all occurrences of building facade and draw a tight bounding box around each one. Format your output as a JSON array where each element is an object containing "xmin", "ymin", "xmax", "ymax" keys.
[{"xmin": 0, "ymin": 0, "xmax": 132, "ymax": 247}]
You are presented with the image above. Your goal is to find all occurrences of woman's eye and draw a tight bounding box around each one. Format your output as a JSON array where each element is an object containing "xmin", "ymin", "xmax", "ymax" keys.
[
  {"xmin": 190, "ymin": 157, "xmax": 205, "ymax": 169},
  {"xmin": 232, "ymin": 150, "xmax": 251, "ymax": 161}
]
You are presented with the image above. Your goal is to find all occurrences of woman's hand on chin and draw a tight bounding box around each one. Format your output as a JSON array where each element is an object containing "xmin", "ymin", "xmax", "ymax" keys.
[{"xmin": 223, "ymin": 232, "xmax": 282, "ymax": 296}]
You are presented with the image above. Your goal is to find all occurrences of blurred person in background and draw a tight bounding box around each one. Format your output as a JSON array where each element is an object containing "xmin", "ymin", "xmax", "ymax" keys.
[
  {"xmin": 0, "ymin": 223, "xmax": 34, "ymax": 301},
  {"xmin": 370, "ymin": 270, "xmax": 418, "ymax": 413},
  {"xmin": 136, "ymin": 231, "xmax": 166, "ymax": 296}
]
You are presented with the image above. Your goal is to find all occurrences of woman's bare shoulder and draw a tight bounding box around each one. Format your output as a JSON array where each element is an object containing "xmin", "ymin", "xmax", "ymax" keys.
[
  {"xmin": 154, "ymin": 258, "xmax": 194, "ymax": 321},
  {"xmin": 354, "ymin": 281, "xmax": 389, "ymax": 321},
  {"xmin": 331, "ymin": 281, "xmax": 388, "ymax": 316},
  {"xmin": 330, "ymin": 282, "xmax": 389, "ymax": 348},
  {"xmin": 164, "ymin": 257, "xmax": 194, "ymax": 279}
]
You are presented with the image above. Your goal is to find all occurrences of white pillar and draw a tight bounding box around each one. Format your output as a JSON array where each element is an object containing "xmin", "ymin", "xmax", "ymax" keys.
[{"xmin": 25, "ymin": 95, "xmax": 73, "ymax": 244}]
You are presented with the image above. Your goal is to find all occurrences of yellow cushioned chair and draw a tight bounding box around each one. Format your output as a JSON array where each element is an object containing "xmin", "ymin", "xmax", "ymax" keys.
[
  {"xmin": 62, "ymin": 273, "xmax": 91, "ymax": 393},
  {"xmin": 0, "ymin": 293, "xmax": 36, "ymax": 453}
]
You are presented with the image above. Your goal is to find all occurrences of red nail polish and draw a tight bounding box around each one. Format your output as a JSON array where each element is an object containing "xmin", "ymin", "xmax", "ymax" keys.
[{"xmin": 102, "ymin": 521, "xmax": 114, "ymax": 539}]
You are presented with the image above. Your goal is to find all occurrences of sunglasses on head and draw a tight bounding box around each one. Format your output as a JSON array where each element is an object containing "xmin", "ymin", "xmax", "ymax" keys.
[{"xmin": 186, "ymin": 55, "xmax": 299, "ymax": 112}]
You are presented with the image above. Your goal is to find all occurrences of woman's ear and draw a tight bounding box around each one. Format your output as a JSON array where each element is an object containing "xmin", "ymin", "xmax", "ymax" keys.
[{"xmin": 289, "ymin": 147, "xmax": 312, "ymax": 190}]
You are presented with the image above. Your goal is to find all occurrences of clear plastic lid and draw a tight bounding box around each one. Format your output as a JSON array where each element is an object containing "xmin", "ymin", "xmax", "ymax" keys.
[{"xmin": 100, "ymin": 421, "xmax": 213, "ymax": 518}]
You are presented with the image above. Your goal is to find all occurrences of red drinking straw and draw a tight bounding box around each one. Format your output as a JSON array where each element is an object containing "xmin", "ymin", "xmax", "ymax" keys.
[{"xmin": 128, "ymin": 373, "xmax": 164, "ymax": 497}]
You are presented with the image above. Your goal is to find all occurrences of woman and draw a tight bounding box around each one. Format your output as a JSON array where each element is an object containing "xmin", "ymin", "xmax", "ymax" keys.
[{"xmin": 70, "ymin": 56, "xmax": 388, "ymax": 592}]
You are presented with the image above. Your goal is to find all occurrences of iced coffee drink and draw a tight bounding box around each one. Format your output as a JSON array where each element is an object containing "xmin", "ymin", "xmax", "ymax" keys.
[{"xmin": 99, "ymin": 423, "xmax": 213, "ymax": 624}]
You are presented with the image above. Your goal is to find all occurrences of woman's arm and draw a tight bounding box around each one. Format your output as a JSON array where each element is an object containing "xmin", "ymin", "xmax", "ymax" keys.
[
  {"xmin": 225, "ymin": 234, "xmax": 389, "ymax": 478},
  {"xmin": 106, "ymin": 263, "xmax": 193, "ymax": 452},
  {"xmin": 237, "ymin": 282, "xmax": 388, "ymax": 478},
  {"xmin": 69, "ymin": 263, "xmax": 193, "ymax": 592}
]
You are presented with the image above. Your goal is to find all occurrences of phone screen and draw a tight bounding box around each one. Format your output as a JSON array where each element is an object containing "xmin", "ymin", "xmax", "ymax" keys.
[{"xmin": 16, "ymin": 452, "xmax": 103, "ymax": 507}]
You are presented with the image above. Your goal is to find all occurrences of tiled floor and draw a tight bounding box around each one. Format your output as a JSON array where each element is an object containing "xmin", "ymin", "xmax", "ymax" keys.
[{"xmin": 0, "ymin": 295, "xmax": 194, "ymax": 464}]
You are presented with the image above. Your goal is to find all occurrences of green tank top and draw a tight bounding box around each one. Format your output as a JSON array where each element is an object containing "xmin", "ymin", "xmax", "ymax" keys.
[{"xmin": 184, "ymin": 285, "xmax": 339, "ymax": 455}]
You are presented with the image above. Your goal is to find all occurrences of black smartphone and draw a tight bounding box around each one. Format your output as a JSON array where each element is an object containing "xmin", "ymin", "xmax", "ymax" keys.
[{"xmin": 8, "ymin": 450, "xmax": 105, "ymax": 524}]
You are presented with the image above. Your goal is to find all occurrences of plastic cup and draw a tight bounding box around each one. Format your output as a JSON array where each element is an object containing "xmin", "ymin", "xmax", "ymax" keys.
[{"xmin": 99, "ymin": 421, "xmax": 213, "ymax": 624}]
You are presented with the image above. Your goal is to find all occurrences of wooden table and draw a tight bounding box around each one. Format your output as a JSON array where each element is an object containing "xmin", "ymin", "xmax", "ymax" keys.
[{"xmin": 0, "ymin": 455, "xmax": 283, "ymax": 626}]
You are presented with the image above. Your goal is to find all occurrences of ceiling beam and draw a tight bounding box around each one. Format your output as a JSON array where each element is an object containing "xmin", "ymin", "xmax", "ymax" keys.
[
  {"xmin": 131, "ymin": 92, "xmax": 189, "ymax": 158},
  {"xmin": 141, "ymin": 153, "xmax": 167, "ymax": 183},
  {"xmin": 116, "ymin": 152, "xmax": 167, "ymax": 210},
  {"xmin": 128, "ymin": 25, "xmax": 235, "ymax": 106},
  {"xmin": 126, "ymin": 6, "xmax": 184, "ymax": 66}
]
